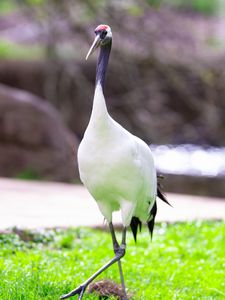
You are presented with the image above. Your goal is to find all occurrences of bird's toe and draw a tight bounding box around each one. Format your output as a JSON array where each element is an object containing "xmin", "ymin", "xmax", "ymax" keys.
[{"xmin": 60, "ymin": 284, "xmax": 86, "ymax": 300}]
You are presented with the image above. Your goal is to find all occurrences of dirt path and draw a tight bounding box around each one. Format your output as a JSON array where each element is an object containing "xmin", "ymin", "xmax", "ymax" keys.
[{"xmin": 0, "ymin": 177, "xmax": 224, "ymax": 230}]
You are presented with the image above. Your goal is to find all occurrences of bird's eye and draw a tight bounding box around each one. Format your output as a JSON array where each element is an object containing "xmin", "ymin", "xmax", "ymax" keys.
[{"xmin": 100, "ymin": 30, "xmax": 107, "ymax": 39}]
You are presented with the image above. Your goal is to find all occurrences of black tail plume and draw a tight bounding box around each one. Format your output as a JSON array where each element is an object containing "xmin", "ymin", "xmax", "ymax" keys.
[
  {"xmin": 157, "ymin": 174, "xmax": 172, "ymax": 207},
  {"xmin": 130, "ymin": 174, "xmax": 170, "ymax": 242},
  {"xmin": 147, "ymin": 201, "xmax": 157, "ymax": 239},
  {"xmin": 130, "ymin": 216, "xmax": 142, "ymax": 242}
]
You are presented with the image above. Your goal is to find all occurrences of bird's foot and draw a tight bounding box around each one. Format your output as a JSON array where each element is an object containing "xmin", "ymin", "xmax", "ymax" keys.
[{"xmin": 60, "ymin": 284, "xmax": 86, "ymax": 300}]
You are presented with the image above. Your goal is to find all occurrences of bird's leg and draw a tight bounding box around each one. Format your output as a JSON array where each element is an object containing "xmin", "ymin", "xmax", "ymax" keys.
[
  {"xmin": 60, "ymin": 248, "xmax": 125, "ymax": 300},
  {"xmin": 119, "ymin": 227, "xmax": 127, "ymax": 300},
  {"xmin": 109, "ymin": 222, "xmax": 120, "ymax": 253},
  {"xmin": 60, "ymin": 225, "xmax": 126, "ymax": 300},
  {"xmin": 109, "ymin": 223, "xmax": 128, "ymax": 300}
]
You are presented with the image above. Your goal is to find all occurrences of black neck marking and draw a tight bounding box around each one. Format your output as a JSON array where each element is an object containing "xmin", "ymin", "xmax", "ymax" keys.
[{"xmin": 96, "ymin": 40, "xmax": 112, "ymax": 91}]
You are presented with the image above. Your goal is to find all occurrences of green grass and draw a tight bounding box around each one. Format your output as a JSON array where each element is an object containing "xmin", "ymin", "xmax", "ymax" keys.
[{"xmin": 0, "ymin": 221, "xmax": 225, "ymax": 299}]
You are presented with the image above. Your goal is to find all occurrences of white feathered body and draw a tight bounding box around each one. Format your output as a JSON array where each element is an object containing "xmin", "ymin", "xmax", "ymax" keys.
[{"xmin": 78, "ymin": 84, "xmax": 157, "ymax": 226}]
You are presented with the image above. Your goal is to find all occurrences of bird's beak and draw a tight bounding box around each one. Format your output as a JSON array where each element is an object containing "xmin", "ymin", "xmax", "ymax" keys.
[{"xmin": 86, "ymin": 34, "xmax": 101, "ymax": 60}]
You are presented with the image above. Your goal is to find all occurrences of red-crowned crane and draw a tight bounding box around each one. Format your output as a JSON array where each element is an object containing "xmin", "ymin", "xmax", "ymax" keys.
[{"xmin": 60, "ymin": 24, "xmax": 170, "ymax": 300}]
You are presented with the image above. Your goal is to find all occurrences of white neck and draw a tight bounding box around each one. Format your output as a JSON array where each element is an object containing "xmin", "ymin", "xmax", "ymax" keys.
[{"xmin": 89, "ymin": 83, "xmax": 109, "ymax": 126}]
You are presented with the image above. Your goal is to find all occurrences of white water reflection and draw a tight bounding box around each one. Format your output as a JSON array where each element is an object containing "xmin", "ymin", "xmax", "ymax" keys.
[{"xmin": 151, "ymin": 144, "xmax": 225, "ymax": 177}]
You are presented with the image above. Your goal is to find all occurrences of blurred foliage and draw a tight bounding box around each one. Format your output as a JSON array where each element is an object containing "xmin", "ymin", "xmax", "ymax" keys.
[
  {"xmin": 0, "ymin": 0, "xmax": 222, "ymax": 16},
  {"xmin": 146, "ymin": 0, "xmax": 219, "ymax": 15},
  {"xmin": 0, "ymin": 0, "xmax": 222, "ymax": 61},
  {"xmin": 14, "ymin": 169, "xmax": 43, "ymax": 180},
  {"xmin": 0, "ymin": 40, "xmax": 44, "ymax": 60},
  {"xmin": 0, "ymin": 0, "xmax": 16, "ymax": 14}
]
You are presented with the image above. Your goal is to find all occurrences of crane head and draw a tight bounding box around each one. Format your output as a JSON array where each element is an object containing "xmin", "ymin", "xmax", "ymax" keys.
[{"xmin": 86, "ymin": 24, "xmax": 112, "ymax": 60}]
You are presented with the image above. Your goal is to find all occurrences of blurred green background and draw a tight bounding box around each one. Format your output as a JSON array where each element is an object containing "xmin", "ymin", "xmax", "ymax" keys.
[{"xmin": 0, "ymin": 0, "xmax": 225, "ymax": 196}]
